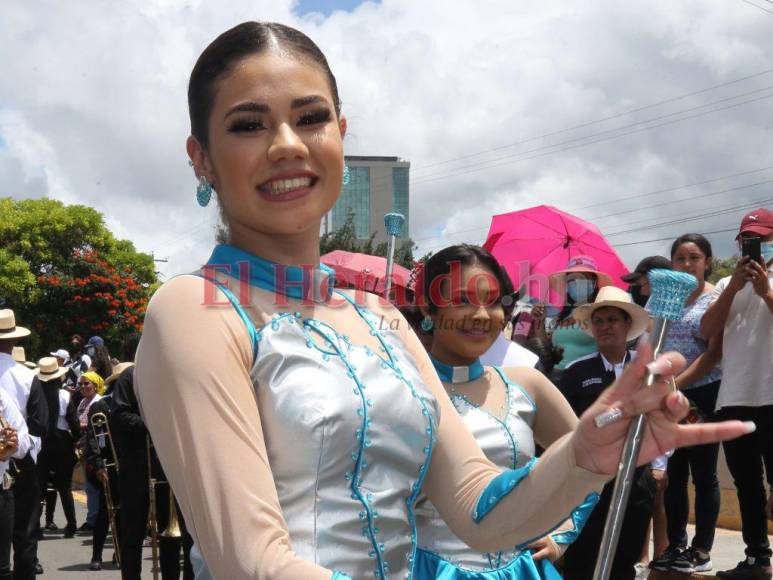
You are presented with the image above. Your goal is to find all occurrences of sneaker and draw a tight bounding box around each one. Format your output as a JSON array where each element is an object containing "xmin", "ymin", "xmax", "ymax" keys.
[
  {"xmin": 35, "ymin": 562, "xmax": 44, "ymax": 574},
  {"xmin": 650, "ymin": 545, "xmax": 684, "ymax": 571},
  {"xmin": 44, "ymin": 521, "xmax": 58, "ymax": 531},
  {"xmin": 89, "ymin": 560, "xmax": 102, "ymax": 571},
  {"xmin": 671, "ymin": 547, "xmax": 713, "ymax": 573},
  {"xmin": 717, "ymin": 556, "xmax": 772, "ymax": 579}
]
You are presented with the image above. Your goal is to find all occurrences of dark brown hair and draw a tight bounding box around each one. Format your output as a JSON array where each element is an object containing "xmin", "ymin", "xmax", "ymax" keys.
[{"xmin": 189, "ymin": 21, "xmax": 342, "ymax": 149}]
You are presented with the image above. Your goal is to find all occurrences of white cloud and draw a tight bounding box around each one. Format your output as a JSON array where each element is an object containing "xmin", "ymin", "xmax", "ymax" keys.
[{"xmin": 1, "ymin": 0, "xmax": 771, "ymax": 278}]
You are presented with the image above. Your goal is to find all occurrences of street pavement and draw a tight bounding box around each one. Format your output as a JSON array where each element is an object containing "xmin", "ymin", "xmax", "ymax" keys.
[
  {"xmin": 35, "ymin": 491, "xmax": 759, "ymax": 579},
  {"xmin": 36, "ymin": 490, "xmax": 152, "ymax": 579}
]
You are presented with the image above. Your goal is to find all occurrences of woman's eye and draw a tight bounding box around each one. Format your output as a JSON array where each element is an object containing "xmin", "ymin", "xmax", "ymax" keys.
[
  {"xmin": 229, "ymin": 119, "xmax": 265, "ymax": 133},
  {"xmin": 298, "ymin": 108, "xmax": 332, "ymax": 126}
]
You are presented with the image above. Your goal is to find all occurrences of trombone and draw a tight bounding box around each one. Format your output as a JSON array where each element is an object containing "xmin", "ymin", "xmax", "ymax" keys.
[
  {"xmin": 147, "ymin": 436, "xmax": 182, "ymax": 580},
  {"xmin": 90, "ymin": 411, "xmax": 121, "ymax": 567}
]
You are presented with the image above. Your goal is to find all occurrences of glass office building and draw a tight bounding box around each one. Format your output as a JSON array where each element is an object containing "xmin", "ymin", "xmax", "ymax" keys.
[{"xmin": 328, "ymin": 156, "xmax": 411, "ymax": 244}]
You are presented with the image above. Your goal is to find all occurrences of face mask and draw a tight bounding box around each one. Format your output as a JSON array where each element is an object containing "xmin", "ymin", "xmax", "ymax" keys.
[
  {"xmin": 630, "ymin": 286, "xmax": 649, "ymax": 307},
  {"xmin": 85, "ymin": 345, "xmax": 95, "ymax": 358},
  {"xmin": 762, "ymin": 241, "xmax": 773, "ymax": 265},
  {"xmin": 567, "ymin": 279, "xmax": 595, "ymax": 304}
]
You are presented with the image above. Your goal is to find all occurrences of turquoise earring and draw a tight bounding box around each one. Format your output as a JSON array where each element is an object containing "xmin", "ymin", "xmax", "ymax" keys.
[
  {"xmin": 342, "ymin": 164, "xmax": 350, "ymax": 186},
  {"xmin": 421, "ymin": 316, "xmax": 434, "ymax": 332},
  {"xmin": 196, "ymin": 176, "xmax": 213, "ymax": 207}
]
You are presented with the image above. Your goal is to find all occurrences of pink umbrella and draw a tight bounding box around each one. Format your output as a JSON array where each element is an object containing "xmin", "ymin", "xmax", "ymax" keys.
[
  {"xmin": 482, "ymin": 205, "xmax": 630, "ymax": 305},
  {"xmin": 321, "ymin": 250, "xmax": 412, "ymax": 295}
]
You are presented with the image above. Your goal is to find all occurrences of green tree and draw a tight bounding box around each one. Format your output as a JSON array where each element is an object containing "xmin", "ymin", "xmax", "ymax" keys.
[
  {"xmin": 709, "ymin": 256, "xmax": 739, "ymax": 284},
  {"xmin": 320, "ymin": 210, "xmax": 416, "ymax": 269},
  {"xmin": 0, "ymin": 198, "xmax": 157, "ymax": 358}
]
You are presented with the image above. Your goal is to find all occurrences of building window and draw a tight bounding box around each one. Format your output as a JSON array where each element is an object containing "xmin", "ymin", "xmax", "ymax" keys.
[
  {"xmin": 333, "ymin": 166, "xmax": 370, "ymax": 238},
  {"xmin": 392, "ymin": 167, "xmax": 409, "ymax": 235}
]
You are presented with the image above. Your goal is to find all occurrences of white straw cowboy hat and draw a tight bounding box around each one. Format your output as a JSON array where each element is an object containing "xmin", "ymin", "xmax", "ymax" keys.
[
  {"xmin": 105, "ymin": 362, "xmax": 134, "ymax": 386},
  {"xmin": 35, "ymin": 357, "xmax": 69, "ymax": 382},
  {"xmin": 0, "ymin": 309, "xmax": 31, "ymax": 341},
  {"xmin": 573, "ymin": 286, "xmax": 650, "ymax": 342},
  {"xmin": 12, "ymin": 346, "xmax": 38, "ymax": 370}
]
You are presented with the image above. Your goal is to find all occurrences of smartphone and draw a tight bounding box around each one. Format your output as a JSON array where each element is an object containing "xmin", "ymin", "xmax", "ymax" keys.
[{"xmin": 741, "ymin": 236, "xmax": 762, "ymax": 264}]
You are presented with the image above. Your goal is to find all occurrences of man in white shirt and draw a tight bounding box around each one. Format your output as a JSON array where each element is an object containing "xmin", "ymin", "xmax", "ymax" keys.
[
  {"xmin": 1, "ymin": 389, "xmax": 32, "ymax": 580},
  {"xmin": 701, "ymin": 208, "xmax": 773, "ymax": 580},
  {"xmin": 0, "ymin": 309, "xmax": 48, "ymax": 580}
]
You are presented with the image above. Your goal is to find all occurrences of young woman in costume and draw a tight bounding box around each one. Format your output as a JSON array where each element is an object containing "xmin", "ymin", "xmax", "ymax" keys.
[
  {"xmin": 414, "ymin": 244, "xmax": 596, "ymax": 579},
  {"xmin": 134, "ymin": 21, "xmax": 751, "ymax": 579}
]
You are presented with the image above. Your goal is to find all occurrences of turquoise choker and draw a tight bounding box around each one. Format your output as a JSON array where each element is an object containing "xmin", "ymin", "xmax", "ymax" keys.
[
  {"xmin": 205, "ymin": 244, "xmax": 336, "ymax": 302},
  {"xmin": 430, "ymin": 355, "xmax": 485, "ymax": 383}
]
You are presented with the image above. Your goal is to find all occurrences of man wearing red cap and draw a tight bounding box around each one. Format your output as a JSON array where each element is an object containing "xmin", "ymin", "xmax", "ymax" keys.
[{"xmin": 701, "ymin": 208, "xmax": 773, "ymax": 579}]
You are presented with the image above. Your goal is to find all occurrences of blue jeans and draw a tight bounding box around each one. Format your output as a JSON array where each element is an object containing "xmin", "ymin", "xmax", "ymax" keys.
[
  {"xmin": 665, "ymin": 381, "xmax": 721, "ymax": 552},
  {"xmin": 84, "ymin": 471, "xmax": 100, "ymax": 527}
]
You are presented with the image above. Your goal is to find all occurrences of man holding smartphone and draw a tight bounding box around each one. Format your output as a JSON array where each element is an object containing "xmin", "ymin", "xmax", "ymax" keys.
[{"xmin": 701, "ymin": 207, "xmax": 773, "ymax": 579}]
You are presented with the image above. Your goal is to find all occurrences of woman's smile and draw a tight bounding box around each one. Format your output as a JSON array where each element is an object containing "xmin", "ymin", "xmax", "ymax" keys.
[{"xmin": 257, "ymin": 171, "xmax": 319, "ymax": 202}]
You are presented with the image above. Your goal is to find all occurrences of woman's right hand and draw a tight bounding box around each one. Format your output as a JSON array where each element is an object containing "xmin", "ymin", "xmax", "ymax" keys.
[{"xmin": 572, "ymin": 342, "xmax": 751, "ymax": 476}]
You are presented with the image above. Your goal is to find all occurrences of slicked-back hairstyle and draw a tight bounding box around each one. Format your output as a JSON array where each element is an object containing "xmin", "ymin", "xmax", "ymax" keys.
[
  {"xmin": 422, "ymin": 244, "xmax": 516, "ymax": 319},
  {"xmin": 670, "ymin": 233, "xmax": 714, "ymax": 278},
  {"xmin": 188, "ymin": 21, "xmax": 342, "ymax": 149}
]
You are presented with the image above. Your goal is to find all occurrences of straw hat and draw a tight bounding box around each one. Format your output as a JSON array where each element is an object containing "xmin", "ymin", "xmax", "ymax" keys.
[
  {"xmin": 0, "ymin": 309, "xmax": 31, "ymax": 341},
  {"xmin": 12, "ymin": 346, "xmax": 37, "ymax": 370},
  {"xmin": 35, "ymin": 357, "xmax": 69, "ymax": 382},
  {"xmin": 105, "ymin": 362, "xmax": 134, "ymax": 386},
  {"xmin": 549, "ymin": 256, "xmax": 613, "ymax": 288},
  {"xmin": 573, "ymin": 286, "xmax": 650, "ymax": 341}
]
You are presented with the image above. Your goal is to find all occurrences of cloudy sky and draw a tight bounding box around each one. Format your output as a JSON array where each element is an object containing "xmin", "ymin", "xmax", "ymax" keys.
[{"xmin": 2, "ymin": 0, "xmax": 772, "ymax": 279}]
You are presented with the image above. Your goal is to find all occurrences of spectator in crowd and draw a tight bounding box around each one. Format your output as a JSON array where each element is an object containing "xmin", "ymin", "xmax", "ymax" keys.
[
  {"xmin": 621, "ymin": 256, "xmax": 673, "ymax": 308},
  {"xmin": 650, "ymin": 234, "xmax": 723, "ymax": 574},
  {"xmin": 558, "ymin": 287, "xmax": 653, "ymax": 580},
  {"xmin": 86, "ymin": 338, "xmax": 113, "ymax": 384},
  {"xmin": 523, "ymin": 337, "xmax": 564, "ymax": 377},
  {"xmin": 701, "ymin": 208, "xmax": 773, "ymax": 579},
  {"xmin": 532, "ymin": 256, "xmax": 613, "ymax": 382}
]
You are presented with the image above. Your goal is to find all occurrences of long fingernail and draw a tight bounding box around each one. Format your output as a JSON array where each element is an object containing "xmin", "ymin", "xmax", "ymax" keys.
[
  {"xmin": 594, "ymin": 407, "xmax": 624, "ymax": 428},
  {"xmin": 647, "ymin": 356, "xmax": 674, "ymax": 375},
  {"xmin": 743, "ymin": 421, "xmax": 757, "ymax": 434}
]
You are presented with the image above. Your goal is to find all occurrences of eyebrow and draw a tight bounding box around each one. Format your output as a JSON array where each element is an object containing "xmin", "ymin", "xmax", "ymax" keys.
[{"xmin": 224, "ymin": 95, "xmax": 329, "ymax": 120}]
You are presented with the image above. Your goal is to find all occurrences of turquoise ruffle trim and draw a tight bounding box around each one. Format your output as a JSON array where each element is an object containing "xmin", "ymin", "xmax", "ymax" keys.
[
  {"xmin": 472, "ymin": 458, "xmax": 537, "ymax": 523},
  {"xmin": 413, "ymin": 548, "xmax": 562, "ymax": 579}
]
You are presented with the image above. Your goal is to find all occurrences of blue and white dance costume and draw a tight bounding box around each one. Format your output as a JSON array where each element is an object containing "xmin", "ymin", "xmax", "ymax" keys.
[
  {"xmin": 415, "ymin": 357, "xmax": 598, "ymax": 579},
  {"xmin": 145, "ymin": 244, "xmax": 605, "ymax": 579}
]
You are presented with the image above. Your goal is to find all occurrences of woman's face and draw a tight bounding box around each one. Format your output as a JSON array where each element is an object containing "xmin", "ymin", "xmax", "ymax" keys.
[
  {"xmin": 672, "ymin": 242, "xmax": 709, "ymax": 282},
  {"xmin": 566, "ymin": 272, "xmax": 596, "ymax": 304},
  {"xmin": 78, "ymin": 378, "xmax": 96, "ymax": 400},
  {"xmin": 189, "ymin": 50, "xmax": 346, "ymax": 239},
  {"xmin": 429, "ymin": 264, "xmax": 506, "ymax": 363}
]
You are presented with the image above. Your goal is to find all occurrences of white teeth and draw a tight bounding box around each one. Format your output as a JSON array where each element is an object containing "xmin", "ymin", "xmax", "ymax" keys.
[{"xmin": 265, "ymin": 177, "xmax": 313, "ymax": 195}]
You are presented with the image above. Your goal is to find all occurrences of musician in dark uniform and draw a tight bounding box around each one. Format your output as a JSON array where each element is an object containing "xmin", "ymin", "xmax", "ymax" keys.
[
  {"xmin": 84, "ymin": 372, "xmax": 121, "ymax": 571},
  {"xmin": 111, "ymin": 364, "xmax": 193, "ymax": 579},
  {"xmin": 558, "ymin": 287, "xmax": 655, "ymax": 580}
]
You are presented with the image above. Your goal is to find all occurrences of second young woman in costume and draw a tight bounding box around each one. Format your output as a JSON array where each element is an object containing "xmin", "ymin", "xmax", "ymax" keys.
[
  {"xmin": 415, "ymin": 245, "xmax": 597, "ymax": 579},
  {"xmin": 134, "ymin": 21, "xmax": 752, "ymax": 579}
]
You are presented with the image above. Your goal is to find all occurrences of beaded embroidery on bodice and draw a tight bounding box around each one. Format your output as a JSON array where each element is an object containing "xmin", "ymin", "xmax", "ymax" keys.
[
  {"xmin": 415, "ymin": 370, "xmax": 537, "ymax": 571},
  {"xmin": 192, "ymin": 294, "xmax": 440, "ymax": 580}
]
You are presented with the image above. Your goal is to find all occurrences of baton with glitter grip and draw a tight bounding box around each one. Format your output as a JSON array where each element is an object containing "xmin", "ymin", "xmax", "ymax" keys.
[
  {"xmin": 592, "ymin": 269, "xmax": 697, "ymax": 580},
  {"xmin": 383, "ymin": 213, "xmax": 405, "ymax": 299}
]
